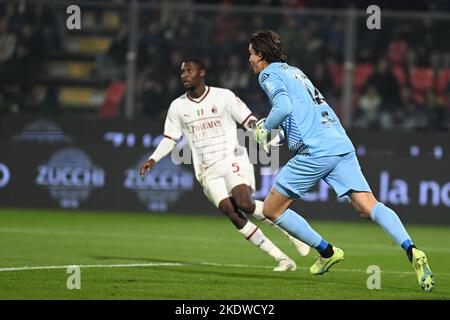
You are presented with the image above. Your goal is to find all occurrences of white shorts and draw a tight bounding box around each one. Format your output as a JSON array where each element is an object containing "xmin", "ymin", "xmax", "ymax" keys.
[{"xmin": 200, "ymin": 156, "xmax": 255, "ymax": 208}]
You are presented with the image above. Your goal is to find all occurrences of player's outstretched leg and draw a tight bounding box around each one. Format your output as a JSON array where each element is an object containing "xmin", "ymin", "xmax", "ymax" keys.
[
  {"xmin": 218, "ymin": 198, "xmax": 296, "ymax": 272},
  {"xmin": 238, "ymin": 220, "xmax": 296, "ymax": 272},
  {"xmin": 350, "ymin": 192, "xmax": 434, "ymax": 291},
  {"xmin": 273, "ymin": 208, "xmax": 344, "ymax": 275},
  {"xmin": 263, "ymin": 188, "xmax": 344, "ymax": 275},
  {"xmin": 230, "ymin": 184, "xmax": 310, "ymax": 256},
  {"xmin": 250, "ymin": 200, "xmax": 310, "ymax": 257}
]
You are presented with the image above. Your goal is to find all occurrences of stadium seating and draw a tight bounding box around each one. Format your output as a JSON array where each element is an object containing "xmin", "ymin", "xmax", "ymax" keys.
[
  {"xmin": 391, "ymin": 65, "xmax": 406, "ymax": 86},
  {"xmin": 409, "ymin": 68, "xmax": 435, "ymax": 105},
  {"xmin": 329, "ymin": 64, "xmax": 344, "ymax": 89},
  {"xmin": 99, "ymin": 82, "xmax": 127, "ymax": 118},
  {"xmin": 58, "ymin": 87, "xmax": 107, "ymax": 109},
  {"xmin": 388, "ymin": 40, "xmax": 407, "ymax": 66},
  {"xmin": 354, "ymin": 64, "xmax": 374, "ymax": 90},
  {"xmin": 437, "ymin": 69, "xmax": 450, "ymax": 94},
  {"xmin": 0, "ymin": 1, "xmax": 448, "ymax": 128}
]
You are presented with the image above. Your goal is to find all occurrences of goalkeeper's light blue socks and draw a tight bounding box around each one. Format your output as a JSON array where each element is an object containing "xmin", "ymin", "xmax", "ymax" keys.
[
  {"xmin": 371, "ymin": 202, "xmax": 414, "ymax": 254},
  {"xmin": 273, "ymin": 203, "xmax": 415, "ymax": 260},
  {"xmin": 274, "ymin": 209, "xmax": 333, "ymax": 257}
]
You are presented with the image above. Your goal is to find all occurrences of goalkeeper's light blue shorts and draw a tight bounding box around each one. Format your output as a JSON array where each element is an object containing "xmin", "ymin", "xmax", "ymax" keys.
[{"xmin": 274, "ymin": 151, "xmax": 371, "ymax": 199}]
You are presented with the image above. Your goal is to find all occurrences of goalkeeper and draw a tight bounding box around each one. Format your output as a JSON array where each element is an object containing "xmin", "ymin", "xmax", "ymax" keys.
[{"xmin": 249, "ymin": 30, "xmax": 434, "ymax": 292}]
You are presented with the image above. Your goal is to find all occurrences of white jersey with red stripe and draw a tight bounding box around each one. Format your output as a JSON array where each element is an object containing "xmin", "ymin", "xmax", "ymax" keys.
[{"xmin": 163, "ymin": 86, "xmax": 254, "ymax": 182}]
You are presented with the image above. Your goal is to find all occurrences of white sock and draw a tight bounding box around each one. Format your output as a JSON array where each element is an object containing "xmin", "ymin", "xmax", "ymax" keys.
[
  {"xmin": 250, "ymin": 200, "xmax": 310, "ymax": 257},
  {"xmin": 251, "ymin": 200, "xmax": 267, "ymax": 221},
  {"xmin": 252, "ymin": 200, "xmax": 294, "ymax": 239},
  {"xmin": 238, "ymin": 221, "xmax": 287, "ymax": 261}
]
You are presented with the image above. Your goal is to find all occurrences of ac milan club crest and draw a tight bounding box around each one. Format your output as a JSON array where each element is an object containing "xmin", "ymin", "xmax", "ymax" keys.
[{"xmin": 211, "ymin": 105, "xmax": 218, "ymax": 114}]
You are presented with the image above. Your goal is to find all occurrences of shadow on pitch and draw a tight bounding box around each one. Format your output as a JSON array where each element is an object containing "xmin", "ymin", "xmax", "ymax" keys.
[
  {"xmin": 89, "ymin": 254, "xmax": 314, "ymax": 282},
  {"xmin": 90, "ymin": 254, "xmax": 187, "ymax": 264},
  {"xmin": 89, "ymin": 254, "xmax": 405, "ymax": 289}
]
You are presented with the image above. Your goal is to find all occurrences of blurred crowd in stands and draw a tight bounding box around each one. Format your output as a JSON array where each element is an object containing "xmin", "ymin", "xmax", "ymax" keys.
[
  {"xmin": 0, "ymin": 0, "xmax": 60, "ymax": 114},
  {"xmin": 0, "ymin": 0, "xmax": 449, "ymax": 130}
]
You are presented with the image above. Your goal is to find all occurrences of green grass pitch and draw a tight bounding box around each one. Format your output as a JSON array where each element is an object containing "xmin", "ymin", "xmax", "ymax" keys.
[{"xmin": 0, "ymin": 208, "xmax": 449, "ymax": 300}]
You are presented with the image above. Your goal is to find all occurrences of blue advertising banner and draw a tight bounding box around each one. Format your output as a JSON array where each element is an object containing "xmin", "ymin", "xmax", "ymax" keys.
[{"xmin": 1, "ymin": 116, "xmax": 449, "ymax": 224}]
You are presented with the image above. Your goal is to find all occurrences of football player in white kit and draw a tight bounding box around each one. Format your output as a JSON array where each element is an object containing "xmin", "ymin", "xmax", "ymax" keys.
[{"xmin": 139, "ymin": 58, "xmax": 309, "ymax": 271}]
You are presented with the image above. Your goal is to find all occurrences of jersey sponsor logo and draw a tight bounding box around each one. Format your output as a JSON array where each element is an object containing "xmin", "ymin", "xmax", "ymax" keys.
[
  {"xmin": 187, "ymin": 119, "xmax": 222, "ymax": 134},
  {"xmin": 124, "ymin": 154, "xmax": 194, "ymax": 211},
  {"xmin": 261, "ymin": 73, "xmax": 270, "ymax": 83},
  {"xmin": 321, "ymin": 111, "xmax": 336, "ymax": 127},
  {"xmin": 36, "ymin": 148, "xmax": 105, "ymax": 208},
  {"xmin": 183, "ymin": 114, "xmax": 191, "ymax": 118}
]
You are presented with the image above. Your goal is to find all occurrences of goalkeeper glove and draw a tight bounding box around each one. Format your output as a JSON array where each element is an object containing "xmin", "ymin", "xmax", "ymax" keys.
[{"xmin": 254, "ymin": 118, "xmax": 272, "ymax": 153}]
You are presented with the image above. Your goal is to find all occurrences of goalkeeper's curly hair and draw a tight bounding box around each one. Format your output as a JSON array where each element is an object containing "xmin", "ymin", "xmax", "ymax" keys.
[{"xmin": 249, "ymin": 30, "xmax": 287, "ymax": 64}]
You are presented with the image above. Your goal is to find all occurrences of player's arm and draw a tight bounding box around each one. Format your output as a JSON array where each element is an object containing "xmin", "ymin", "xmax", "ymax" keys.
[
  {"xmin": 244, "ymin": 115, "xmax": 258, "ymax": 131},
  {"xmin": 254, "ymin": 73, "xmax": 291, "ymax": 151},
  {"xmin": 139, "ymin": 103, "xmax": 182, "ymax": 179},
  {"xmin": 227, "ymin": 90, "xmax": 258, "ymax": 131},
  {"xmin": 260, "ymin": 73, "xmax": 292, "ymax": 131},
  {"xmin": 139, "ymin": 136, "xmax": 177, "ymax": 178}
]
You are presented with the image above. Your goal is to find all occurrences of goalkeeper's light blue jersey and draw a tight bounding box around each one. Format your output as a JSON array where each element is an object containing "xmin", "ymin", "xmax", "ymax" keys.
[{"xmin": 258, "ymin": 62, "xmax": 354, "ymax": 157}]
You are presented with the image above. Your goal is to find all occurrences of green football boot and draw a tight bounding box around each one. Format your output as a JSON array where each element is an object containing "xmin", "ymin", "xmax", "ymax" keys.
[
  {"xmin": 411, "ymin": 248, "xmax": 434, "ymax": 292},
  {"xmin": 310, "ymin": 246, "xmax": 344, "ymax": 275}
]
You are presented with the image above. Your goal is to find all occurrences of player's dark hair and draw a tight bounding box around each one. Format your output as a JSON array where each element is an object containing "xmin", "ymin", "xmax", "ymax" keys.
[
  {"xmin": 249, "ymin": 30, "xmax": 287, "ymax": 63},
  {"xmin": 183, "ymin": 57, "xmax": 206, "ymax": 71}
]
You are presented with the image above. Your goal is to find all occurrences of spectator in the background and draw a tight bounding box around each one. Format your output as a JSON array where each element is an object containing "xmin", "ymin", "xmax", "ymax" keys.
[
  {"xmin": 41, "ymin": 86, "xmax": 60, "ymax": 115},
  {"xmin": 164, "ymin": 49, "xmax": 184, "ymax": 99},
  {"xmin": 219, "ymin": 54, "xmax": 249, "ymax": 91},
  {"xmin": 401, "ymin": 86, "xmax": 427, "ymax": 129},
  {"xmin": 278, "ymin": 15, "xmax": 299, "ymax": 55},
  {"xmin": 0, "ymin": 1, "xmax": 20, "ymax": 32},
  {"xmin": 0, "ymin": 17, "xmax": 15, "ymax": 112},
  {"xmin": 32, "ymin": 1, "xmax": 60, "ymax": 53},
  {"xmin": 19, "ymin": 22, "xmax": 45, "ymax": 72},
  {"xmin": 324, "ymin": 18, "xmax": 345, "ymax": 62},
  {"xmin": 0, "ymin": 43, "xmax": 29, "ymax": 113},
  {"xmin": 354, "ymin": 84, "xmax": 382, "ymax": 128},
  {"xmin": 210, "ymin": 10, "xmax": 242, "ymax": 70},
  {"xmin": 0, "ymin": 0, "xmax": 447, "ymax": 132},
  {"xmin": 108, "ymin": 24, "xmax": 128, "ymax": 65},
  {"xmin": 425, "ymin": 90, "xmax": 446, "ymax": 129},
  {"xmin": 0, "ymin": 18, "xmax": 16, "ymax": 63},
  {"xmin": 365, "ymin": 58, "xmax": 402, "ymax": 119},
  {"xmin": 416, "ymin": 18, "xmax": 437, "ymax": 56},
  {"xmin": 173, "ymin": 24, "xmax": 198, "ymax": 56},
  {"xmin": 310, "ymin": 62, "xmax": 334, "ymax": 98},
  {"xmin": 97, "ymin": 24, "xmax": 128, "ymax": 81},
  {"xmin": 138, "ymin": 21, "xmax": 165, "ymax": 69},
  {"xmin": 137, "ymin": 66, "xmax": 165, "ymax": 119},
  {"xmin": 444, "ymin": 84, "xmax": 450, "ymax": 127}
]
